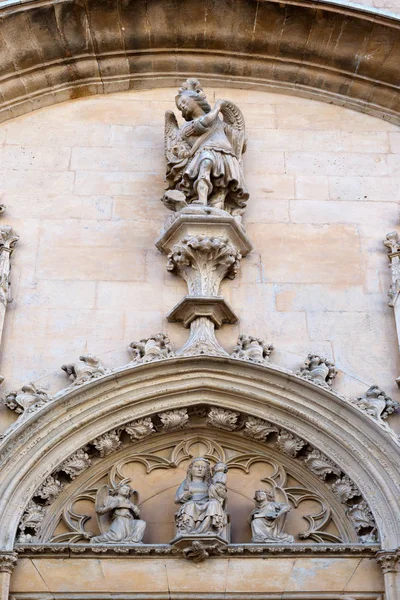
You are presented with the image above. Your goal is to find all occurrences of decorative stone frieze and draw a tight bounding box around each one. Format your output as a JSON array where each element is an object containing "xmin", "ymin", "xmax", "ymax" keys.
[
  {"xmin": 35, "ymin": 476, "xmax": 64, "ymax": 504},
  {"xmin": 1, "ymin": 383, "xmax": 51, "ymax": 415},
  {"xmin": 206, "ymin": 407, "xmax": 239, "ymax": 431},
  {"xmin": 61, "ymin": 354, "xmax": 109, "ymax": 386},
  {"xmin": 276, "ymin": 431, "xmax": 306, "ymax": 458},
  {"xmin": 231, "ymin": 335, "xmax": 274, "ymax": 364},
  {"xmin": 158, "ymin": 408, "xmax": 189, "ymax": 431},
  {"xmin": 124, "ymin": 417, "xmax": 155, "ymax": 441},
  {"xmin": 303, "ymin": 449, "xmax": 341, "ymax": 480},
  {"xmin": 91, "ymin": 430, "xmax": 121, "ymax": 457},
  {"xmin": 129, "ymin": 333, "xmax": 173, "ymax": 365},
  {"xmin": 243, "ymin": 417, "xmax": 278, "ymax": 441},
  {"xmin": 59, "ymin": 449, "xmax": 91, "ymax": 480},
  {"xmin": 297, "ymin": 354, "xmax": 337, "ymax": 388}
]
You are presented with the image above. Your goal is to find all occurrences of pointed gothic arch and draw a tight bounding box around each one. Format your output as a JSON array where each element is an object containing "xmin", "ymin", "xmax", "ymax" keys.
[{"xmin": 0, "ymin": 356, "xmax": 399, "ymax": 552}]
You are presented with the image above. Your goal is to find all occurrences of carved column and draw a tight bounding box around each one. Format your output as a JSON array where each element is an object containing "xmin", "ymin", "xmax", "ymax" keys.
[
  {"xmin": 0, "ymin": 225, "xmax": 19, "ymax": 352},
  {"xmin": 0, "ymin": 552, "xmax": 17, "ymax": 600},
  {"xmin": 156, "ymin": 209, "xmax": 252, "ymax": 355},
  {"xmin": 376, "ymin": 549, "xmax": 400, "ymax": 600}
]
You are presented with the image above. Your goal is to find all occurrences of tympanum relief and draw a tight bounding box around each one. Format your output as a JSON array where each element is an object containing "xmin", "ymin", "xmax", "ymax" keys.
[{"xmin": 15, "ymin": 408, "xmax": 378, "ymax": 551}]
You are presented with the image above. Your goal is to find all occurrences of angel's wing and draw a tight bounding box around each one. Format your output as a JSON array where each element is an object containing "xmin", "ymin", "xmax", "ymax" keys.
[
  {"xmin": 219, "ymin": 100, "xmax": 247, "ymax": 161},
  {"xmin": 164, "ymin": 111, "xmax": 190, "ymax": 164},
  {"xmin": 273, "ymin": 486, "xmax": 290, "ymax": 533},
  {"xmin": 95, "ymin": 484, "xmax": 112, "ymax": 534}
]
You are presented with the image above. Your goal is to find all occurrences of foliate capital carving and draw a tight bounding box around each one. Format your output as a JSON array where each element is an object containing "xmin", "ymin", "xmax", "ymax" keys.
[
  {"xmin": 351, "ymin": 385, "xmax": 399, "ymax": 421},
  {"xmin": 384, "ymin": 232, "xmax": 400, "ymax": 306},
  {"xmin": 207, "ymin": 407, "xmax": 239, "ymax": 431},
  {"xmin": 0, "ymin": 552, "xmax": 18, "ymax": 573},
  {"xmin": 1, "ymin": 383, "xmax": 51, "ymax": 415},
  {"xmin": 231, "ymin": 335, "xmax": 273, "ymax": 364},
  {"xmin": 124, "ymin": 417, "xmax": 155, "ymax": 441},
  {"xmin": 376, "ymin": 548, "xmax": 400, "ymax": 573},
  {"xmin": 166, "ymin": 235, "xmax": 241, "ymax": 296},
  {"xmin": 297, "ymin": 353, "xmax": 337, "ymax": 388},
  {"xmin": 129, "ymin": 333, "xmax": 174, "ymax": 365},
  {"xmin": 243, "ymin": 416, "xmax": 278, "ymax": 441},
  {"xmin": 61, "ymin": 354, "xmax": 109, "ymax": 386},
  {"xmin": 158, "ymin": 408, "xmax": 189, "ymax": 431}
]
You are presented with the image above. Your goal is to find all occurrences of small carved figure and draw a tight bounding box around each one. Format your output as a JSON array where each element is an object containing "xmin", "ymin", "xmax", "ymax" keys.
[
  {"xmin": 2, "ymin": 383, "xmax": 50, "ymax": 414},
  {"xmin": 164, "ymin": 79, "xmax": 248, "ymax": 221},
  {"xmin": 61, "ymin": 354, "xmax": 108, "ymax": 386},
  {"xmin": 352, "ymin": 385, "xmax": 399, "ymax": 421},
  {"xmin": 91, "ymin": 479, "xmax": 146, "ymax": 544},
  {"xmin": 129, "ymin": 333, "xmax": 173, "ymax": 365},
  {"xmin": 231, "ymin": 335, "xmax": 273, "ymax": 364},
  {"xmin": 250, "ymin": 488, "xmax": 294, "ymax": 544},
  {"xmin": 297, "ymin": 353, "xmax": 337, "ymax": 388},
  {"xmin": 175, "ymin": 457, "xmax": 228, "ymax": 537}
]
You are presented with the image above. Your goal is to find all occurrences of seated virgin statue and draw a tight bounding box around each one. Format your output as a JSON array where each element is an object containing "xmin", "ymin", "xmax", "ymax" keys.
[
  {"xmin": 175, "ymin": 458, "xmax": 228, "ymax": 538},
  {"xmin": 250, "ymin": 488, "xmax": 294, "ymax": 543},
  {"xmin": 91, "ymin": 479, "xmax": 146, "ymax": 544}
]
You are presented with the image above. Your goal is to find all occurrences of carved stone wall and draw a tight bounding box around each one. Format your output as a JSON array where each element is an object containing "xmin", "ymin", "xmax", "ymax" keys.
[{"xmin": 0, "ymin": 87, "xmax": 399, "ymax": 434}]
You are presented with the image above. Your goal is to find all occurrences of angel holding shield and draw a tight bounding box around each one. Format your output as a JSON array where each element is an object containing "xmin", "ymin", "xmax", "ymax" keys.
[
  {"xmin": 91, "ymin": 478, "xmax": 146, "ymax": 544},
  {"xmin": 164, "ymin": 79, "xmax": 249, "ymax": 222},
  {"xmin": 250, "ymin": 488, "xmax": 294, "ymax": 543}
]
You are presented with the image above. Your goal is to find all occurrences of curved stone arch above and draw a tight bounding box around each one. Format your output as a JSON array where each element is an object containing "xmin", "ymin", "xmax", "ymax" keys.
[
  {"xmin": 0, "ymin": 0, "xmax": 400, "ymax": 124},
  {"xmin": 0, "ymin": 357, "xmax": 399, "ymax": 551}
]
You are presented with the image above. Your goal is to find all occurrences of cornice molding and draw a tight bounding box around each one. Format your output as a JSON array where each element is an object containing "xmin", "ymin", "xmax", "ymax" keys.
[{"xmin": 0, "ymin": 0, "xmax": 399, "ymax": 123}]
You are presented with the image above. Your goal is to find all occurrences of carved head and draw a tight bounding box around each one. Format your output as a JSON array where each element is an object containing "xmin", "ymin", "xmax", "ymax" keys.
[
  {"xmin": 254, "ymin": 489, "xmax": 274, "ymax": 503},
  {"xmin": 187, "ymin": 457, "xmax": 211, "ymax": 483},
  {"xmin": 213, "ymin": 461, "xmax": 228, "ymax": 474},
  {"xmin": 111, "ymin": 478, "xmax": 134, "ymax": 498},
  {"xmin": 176, "ymin": 79, "xmax": 211, "ymax": 120}
]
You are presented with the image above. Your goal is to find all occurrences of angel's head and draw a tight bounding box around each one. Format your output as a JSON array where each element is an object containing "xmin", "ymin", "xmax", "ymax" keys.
[
  {"xmin": 254, "ymin": 489, "xmax": 274, "ymax": 504},
  {"xmin": 111, "ymin": 478, "xmax": 134, "ymax": 498},
  {"xmin": 176, "ymin": 78, "xmax": 211, "ymax": 121}
]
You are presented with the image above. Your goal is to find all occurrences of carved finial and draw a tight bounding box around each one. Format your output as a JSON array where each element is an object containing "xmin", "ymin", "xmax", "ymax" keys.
[
  {"xmin": 61, "ymin": 354, "xmax": 108, "ymax": 386},
  {"xmin": 351, "ymin": 385, "xmax": 399, "ymax": 421},
  {"xmin": 297, "ymin": 353, "xmax": 337, "ymax": 388},
  {"xmin": 129, "ymin": 333, "xmax": 173, "ymax": 365},
  {"xmin": 231, "ymin": 335, "xmax": 273, "ymax": 364}
]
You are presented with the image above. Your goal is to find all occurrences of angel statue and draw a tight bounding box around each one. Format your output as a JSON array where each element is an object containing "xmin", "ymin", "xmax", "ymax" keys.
[
  {"xmin": 163, "ymin": 79, "xmax": 249, "ymax": 222},
  {"xmin": 91, "ymin": 479, "xmax": 146, "ymax": 544},
  {"xmin": 249, "ymin": 488, "xmax": 294, "ymax": 543},
  {"xmin": 175, "ymin": 457, "xmax": 228, "ymax": 538}
]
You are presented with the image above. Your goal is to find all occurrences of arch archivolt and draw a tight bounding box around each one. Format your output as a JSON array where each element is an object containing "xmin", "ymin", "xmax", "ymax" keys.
[{"xmin": 0, "ymin": 356, "xmax": 399, "ymax": 553}]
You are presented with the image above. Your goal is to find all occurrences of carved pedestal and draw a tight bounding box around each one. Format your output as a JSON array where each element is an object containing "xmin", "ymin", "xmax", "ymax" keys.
[
  {"xmin": 156, "ymin": 207, "xmax": 252, "ymax": 355},
  {"xmin": 170, "ymin": 534, "xmax": 228, "ymax": 562}
]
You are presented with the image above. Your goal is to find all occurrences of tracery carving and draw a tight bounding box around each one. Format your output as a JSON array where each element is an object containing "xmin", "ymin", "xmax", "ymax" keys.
[
  {"xmin": 61, "ymin": 354, "xmax": 109, "ymax": 386},
  {"xmin": 129, "ymin": 333, "xmax": 173, "ymax": 364},
  {"xmin": 207, "ymin": 407, "xmax": 239, "ymax": 431},
  {"xmin": 231, "ymin": 335, "xmax": 274, "ymax": 364},
  {"xmin": 163, "ymin": 78, "xmax": 248, "ymax": 221},
  {"xmin": 297, "ymin": 353, "xmax": 337, "ymax": 388},
  {"xmin": 1, "ymin": 383, "xmax": 51, "ymax": 415}
]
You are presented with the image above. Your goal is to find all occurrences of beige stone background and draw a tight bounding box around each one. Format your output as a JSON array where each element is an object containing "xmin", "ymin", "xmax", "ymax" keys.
[{"xmin": 0, "ymin": 86, "xmax": 399, "ymax": 434}]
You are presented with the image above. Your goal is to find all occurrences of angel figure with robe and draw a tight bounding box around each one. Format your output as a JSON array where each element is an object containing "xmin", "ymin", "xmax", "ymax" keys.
[
  {"xmin": 250, "ymin": 488, "xmax": 294, "ymax": 543},
  {"xmin": 91, "ymin": 478, "xmax": 146, "ymax": 544},
  {"xmin": 164, "ymin": 79, "xmax": 249, "ymax": 222}
]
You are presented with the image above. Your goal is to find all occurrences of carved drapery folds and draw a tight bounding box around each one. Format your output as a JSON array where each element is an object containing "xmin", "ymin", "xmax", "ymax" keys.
[{"xmin": 14, "ymin": 407, "xmax": 379, "ymax": 548}]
